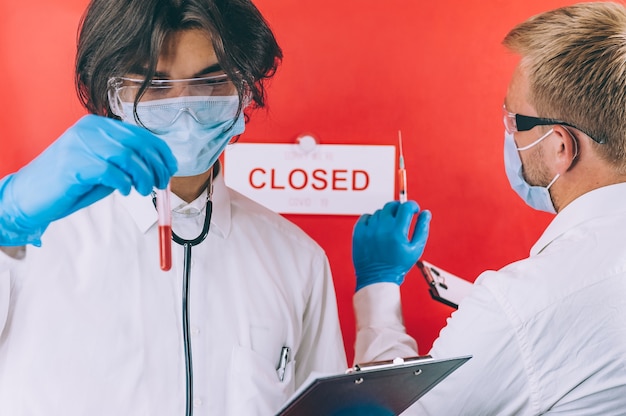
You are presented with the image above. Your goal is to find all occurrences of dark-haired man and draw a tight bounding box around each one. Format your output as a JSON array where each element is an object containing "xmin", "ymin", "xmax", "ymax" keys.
[{"xmin": 0, "ymin": 1, "xmax": 346, "ymax": 414}]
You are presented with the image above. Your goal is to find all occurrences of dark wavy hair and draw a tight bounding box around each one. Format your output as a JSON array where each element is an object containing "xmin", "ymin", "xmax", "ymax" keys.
[{"xmin": 75, "ymin": 0, "xmax": 282, "ymax": 120}]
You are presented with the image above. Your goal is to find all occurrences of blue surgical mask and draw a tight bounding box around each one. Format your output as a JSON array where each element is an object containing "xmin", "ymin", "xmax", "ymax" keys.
[
  {"xmin": 503, "ymin": 130, "xmax": 559, "ymax": 214},
  {"xmin": 120, "ymin": 96, "xmax": 244, "ymax": 177}
]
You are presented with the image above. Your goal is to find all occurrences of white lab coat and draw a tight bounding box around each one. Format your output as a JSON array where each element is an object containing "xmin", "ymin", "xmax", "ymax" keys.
[
  {"xmin": 0, "ymin": 170, "xmax": 346, "ymax": 415},
  {"xmin": 355, "ymin": 183, "xmax": 626, "ymax": 415}
]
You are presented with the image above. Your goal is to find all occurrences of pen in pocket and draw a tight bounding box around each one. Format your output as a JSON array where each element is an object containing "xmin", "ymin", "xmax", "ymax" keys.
[{"xmin": 276, "ymin": 346, "xmax": 290, "ymax": 382}]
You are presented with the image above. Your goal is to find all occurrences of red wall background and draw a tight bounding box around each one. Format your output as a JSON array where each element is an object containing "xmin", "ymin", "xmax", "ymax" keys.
[{"xmin": 0, "ymin": 0, "xmax": 590, "ymax": 364}]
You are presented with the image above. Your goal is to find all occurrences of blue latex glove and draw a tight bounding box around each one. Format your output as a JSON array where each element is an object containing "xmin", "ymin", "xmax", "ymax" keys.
[
  {"xmin": 353, "ymin": 200, "xmax": 431, "ymax": 291},
  {"xmin": 0, "ymin": 115, "xmax": 177, "ymax": 246}
]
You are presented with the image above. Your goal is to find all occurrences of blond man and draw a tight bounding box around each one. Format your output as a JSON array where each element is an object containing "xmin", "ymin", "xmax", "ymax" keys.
[{"xmin": 353, "ymin": 2, "xmax": 626, "ymax": 414}]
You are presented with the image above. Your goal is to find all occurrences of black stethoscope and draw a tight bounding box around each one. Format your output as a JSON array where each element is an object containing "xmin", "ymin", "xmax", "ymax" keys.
[{"xmin": 152, "ymin": 175, "xmax": 213, "ymax": 416}]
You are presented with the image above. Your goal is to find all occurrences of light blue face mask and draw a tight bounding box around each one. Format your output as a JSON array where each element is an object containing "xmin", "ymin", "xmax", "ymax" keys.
[
  {"xmin": 119, "ymin": 95, "xmax": 245, "ymax": 177},
  {"xmin": 503, "ymin": 129, "xmax": 559, "ymax": 214}
]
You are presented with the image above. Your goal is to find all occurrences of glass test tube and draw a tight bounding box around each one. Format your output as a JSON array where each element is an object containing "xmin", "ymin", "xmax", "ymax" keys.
[{"xmin": 155, "ymin": 183, "xmax": 172, "ymax": 271}]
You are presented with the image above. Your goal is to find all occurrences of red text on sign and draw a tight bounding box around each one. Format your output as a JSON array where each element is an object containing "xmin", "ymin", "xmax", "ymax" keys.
[{"xmin": 249, "ymin": 168, "xmax": 369, "ymax": 191}]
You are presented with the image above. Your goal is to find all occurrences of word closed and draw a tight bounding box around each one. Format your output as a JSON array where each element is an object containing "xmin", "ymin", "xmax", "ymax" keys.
[{"xmin": 249, "ymin": 168, "xmax": 370, "ymax": 191}]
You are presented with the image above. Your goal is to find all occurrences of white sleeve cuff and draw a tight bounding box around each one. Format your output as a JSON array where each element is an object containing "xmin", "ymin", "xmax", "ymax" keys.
[
  {"xmin": 353, "ymin": 282, "xmax": 418, "ymax": 364},
  {"xmin": 354, "ymin": 282, "xmax": 405, "ymax": 329}
]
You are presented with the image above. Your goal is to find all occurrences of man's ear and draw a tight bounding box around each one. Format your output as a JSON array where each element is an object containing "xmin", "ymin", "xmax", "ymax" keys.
[{"xmin": 550, "ymin": 125, "xmax": 578, "ymax": 173}]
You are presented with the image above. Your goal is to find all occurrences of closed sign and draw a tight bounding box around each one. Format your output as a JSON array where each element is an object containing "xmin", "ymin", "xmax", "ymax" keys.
[{"xmin": 224, "ymin": 142, "xmax": 395, "ymax": 215}]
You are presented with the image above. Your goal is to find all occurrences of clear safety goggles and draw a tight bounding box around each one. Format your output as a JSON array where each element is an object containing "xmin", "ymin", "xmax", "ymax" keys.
[
  {"xmin": 107, "ymin": 74, "xmax": 243, "ymax": 129},
  {"xmin": 109, "ymin": 73, "xmax": 238, "ymax": 102}
]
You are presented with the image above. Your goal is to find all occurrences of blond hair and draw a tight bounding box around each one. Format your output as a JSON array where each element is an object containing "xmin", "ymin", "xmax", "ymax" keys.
[{"xmin": 503, "ymin": 2, "xmax": 626, "ymax": 171}]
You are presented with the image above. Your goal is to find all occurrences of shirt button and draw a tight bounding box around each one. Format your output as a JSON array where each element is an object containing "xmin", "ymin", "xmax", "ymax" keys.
[
  {"xmin": 191, "ymin": 327, "xmax": 200, "ymax": 336},
  {"xmin": 193, "ymin": 398, "xmax": 202, "ymax": 407}
]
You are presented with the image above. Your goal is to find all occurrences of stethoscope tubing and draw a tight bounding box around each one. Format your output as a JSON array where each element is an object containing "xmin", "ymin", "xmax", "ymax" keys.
[{"xmin": 175, "ymin": 199, "xmax": 212, "ymax": 416}]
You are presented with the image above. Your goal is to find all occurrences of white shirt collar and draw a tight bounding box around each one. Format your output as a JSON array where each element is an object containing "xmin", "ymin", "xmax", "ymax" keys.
[
  {"xmin": 116, "ymin": 165, "xmax": 232, "ymax": 239},
  {"xmin": 531, "ymin": 182, "xmax": 626, "ymax": 256}
]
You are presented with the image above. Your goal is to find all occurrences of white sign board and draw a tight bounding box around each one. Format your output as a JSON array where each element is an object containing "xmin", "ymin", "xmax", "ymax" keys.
[{"xmin": 224, "ymin": 142, "xmax": 395, "ymax": 215}]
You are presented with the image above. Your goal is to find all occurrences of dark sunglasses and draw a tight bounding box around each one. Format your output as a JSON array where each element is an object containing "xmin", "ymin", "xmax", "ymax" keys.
[{"xmin": 502, "ymin": 105, "xmax": 604, "ymax": 144}]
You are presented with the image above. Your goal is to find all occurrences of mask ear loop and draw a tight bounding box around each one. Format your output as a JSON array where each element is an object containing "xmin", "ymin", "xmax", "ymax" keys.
[
  {"xmin": 562, "ymin": 126, "xmax": 579, "ymax": 161},
  {"xmin": 546, "ymin": 126, "xmax": 579, "ymax": 191},
  {"xmin": 517, "ymin": 128, "xmax": 554, "ymax": 151},
  {"xmin": 545, "ymin": 172, "xmax": 560, "ymax": 190},
  {"xmin": 516, "ymin": 128, "xmax": 561, "ymax": 190}
]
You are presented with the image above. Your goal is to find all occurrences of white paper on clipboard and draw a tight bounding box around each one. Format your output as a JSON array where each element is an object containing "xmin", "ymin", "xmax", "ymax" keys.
[{"xmin": 417, "ymin": 260, "xmax": 474, "ymax": 309}]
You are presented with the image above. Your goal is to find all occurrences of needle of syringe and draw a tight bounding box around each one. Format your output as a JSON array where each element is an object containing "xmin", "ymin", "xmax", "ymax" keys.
[
  {"xmin": 155, "ymin": 183, "xmax": 172, "ymax": 271},
  {"xmin": 398, "ymin": 130, "xmax": 407, "ymax": 203}
]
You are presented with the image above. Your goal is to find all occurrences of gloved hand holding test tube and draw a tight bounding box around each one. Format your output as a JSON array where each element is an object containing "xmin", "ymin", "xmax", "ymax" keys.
[{"xmin": 155, "ymin": 184, "xmax": 172, "ymax": 271}]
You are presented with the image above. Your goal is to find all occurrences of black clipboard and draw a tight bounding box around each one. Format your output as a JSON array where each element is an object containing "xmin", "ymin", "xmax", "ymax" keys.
[
  {"xmin": 417, "ymin": 260, "xmax": 474, "ymax": 309},
  {"xmin": 276, "ymin": 355, "xmax": 471, "ymax": 416}
]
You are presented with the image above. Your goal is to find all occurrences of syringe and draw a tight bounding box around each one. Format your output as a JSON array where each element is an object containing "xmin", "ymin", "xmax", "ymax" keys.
[
  {"xmin": 155, "ymin": 183, "xmax": 172, "ymax": 271},
  {"xmin": 398, "ymin": 130, "xmax": 407, "ymax": 203}
]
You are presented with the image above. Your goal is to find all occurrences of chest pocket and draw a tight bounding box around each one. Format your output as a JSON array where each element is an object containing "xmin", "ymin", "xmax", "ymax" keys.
[
  {"xmin": 0, "ymin": 271, "xmax": 11, "ymax": 337},
  {"xmin": 226, "ymin": 344, "xmax": 296, "ymax": 415}
]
